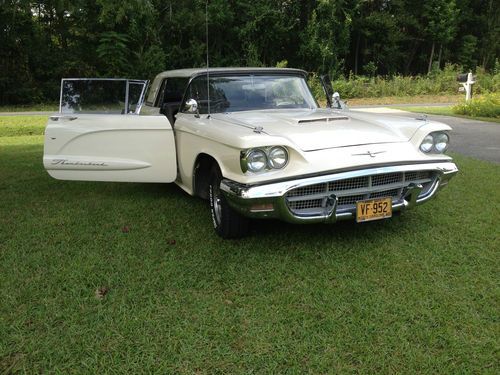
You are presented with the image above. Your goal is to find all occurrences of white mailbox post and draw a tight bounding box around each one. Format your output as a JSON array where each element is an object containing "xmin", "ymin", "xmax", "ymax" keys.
[{"xmin": 457, "ymin": 72, "xmax": 476, "ymax": 101}]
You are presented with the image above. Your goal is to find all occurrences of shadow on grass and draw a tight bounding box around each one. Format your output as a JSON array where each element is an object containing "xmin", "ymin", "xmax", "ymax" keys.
[{"xmin": 252, "ymin": 214, "xmax": 407, "ymax": 239}]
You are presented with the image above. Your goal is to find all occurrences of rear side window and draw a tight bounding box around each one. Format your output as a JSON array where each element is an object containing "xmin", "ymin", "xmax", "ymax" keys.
[
  {"xmin": 164, "ymin": 78, "xmax": 189, "ymax": 102},
  {"xmin": 156, "ymin": 77, "xmax": 189, "ymax": 106}
]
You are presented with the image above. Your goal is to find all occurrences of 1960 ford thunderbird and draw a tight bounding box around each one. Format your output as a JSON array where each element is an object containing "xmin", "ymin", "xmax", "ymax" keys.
[{"xmin": 43, "ymin": 68, "xmax": 458, "ymax": 238}]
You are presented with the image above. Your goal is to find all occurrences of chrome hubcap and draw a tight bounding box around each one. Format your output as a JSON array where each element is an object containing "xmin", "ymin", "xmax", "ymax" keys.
[{"xmin": 212, "ymin": 186, "xmax": 222, "ymax": 225}]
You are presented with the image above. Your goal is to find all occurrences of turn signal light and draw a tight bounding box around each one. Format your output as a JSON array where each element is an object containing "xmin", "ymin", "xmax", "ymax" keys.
[{"xmin": 250, "ymin": 203, "xmax": 274, "ymax": 212}]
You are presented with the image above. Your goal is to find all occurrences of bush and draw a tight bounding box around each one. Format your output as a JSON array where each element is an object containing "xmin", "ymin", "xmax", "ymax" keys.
[
  {"xmin": 317, "ymin": 64, "xmax": 500, "ymax": 99},
  {"xmin": 307, "ymin": 73, "xmax": 326, "ymax": 100},
  {"xmin": 452, "ymin": 93, "xmax": 500, "ymax": 118}
]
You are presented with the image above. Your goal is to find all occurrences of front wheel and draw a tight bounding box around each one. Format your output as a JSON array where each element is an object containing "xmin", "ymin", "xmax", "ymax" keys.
[{"xmin": 209, "ymin": 166, "xmax": 249, "ymax": 239}]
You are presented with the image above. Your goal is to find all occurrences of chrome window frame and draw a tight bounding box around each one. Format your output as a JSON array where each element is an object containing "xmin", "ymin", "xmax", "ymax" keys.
[{"xmin": 59, "ymin": 78, "xmax": 149, "ymax": 115}]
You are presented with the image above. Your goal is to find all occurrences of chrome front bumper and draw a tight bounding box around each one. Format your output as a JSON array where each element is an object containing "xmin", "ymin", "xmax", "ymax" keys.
[{"xmin": 220, "ymin": 162, "xmax": 458, "ymax": 224}]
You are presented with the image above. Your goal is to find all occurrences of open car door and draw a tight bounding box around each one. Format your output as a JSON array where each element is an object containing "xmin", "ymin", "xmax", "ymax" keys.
[{"xmin": 44, "ymin": 78, "xmax": 177, "ymax": 183}]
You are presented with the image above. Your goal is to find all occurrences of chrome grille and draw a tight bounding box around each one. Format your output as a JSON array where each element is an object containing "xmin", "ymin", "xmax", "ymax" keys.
[
  {"xmin": 287, "ymin": 183, "xmax": 326, "ymax": 197},
  {"xmin": 285, "ymin": 170, "xmax": 437, "ymax": 217},
  {"xmin": 372, "ymin": 172, "xmax": 403, "ymax": 186},
  {"xmin": 329, "ymin": 176, "xmax": 367, "ymax": 191},
  {"xmin": 338, "ymin": 194, "xmax": 366, "ymax": 206},
  {"xmin": 370, "ymin": 188, "xmax": 401, "ymax": 199},
  {"xmin": 288, "ymin": 198, "xmax": 324, "ymax": 210},
  {"xmin": 405, "ymin": 171, "xmax": 432, "ymax": 181}
]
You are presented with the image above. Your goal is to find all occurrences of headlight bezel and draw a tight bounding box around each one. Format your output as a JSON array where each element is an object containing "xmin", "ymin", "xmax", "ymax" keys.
[
  {"xmin": 434, "ymin": 132, "xmax": 450, "ymax": 153},
  {"xmin": 267, "ymin": 146, "xmax": 289, "ymax": 169},
  {"xmin": 241, "ymin": 146, "xmax": 289, "ymax": 173},
  {"xmin": 419, "ymin": 131, "xmax": 450, "ymax": 154},
  {"xmin": 420, "ymin": 134, "xmax": 435, "ymax": 153},
  {"xmin": 245, "ymin": 149, "xmax": 268, "ymax": 172}
]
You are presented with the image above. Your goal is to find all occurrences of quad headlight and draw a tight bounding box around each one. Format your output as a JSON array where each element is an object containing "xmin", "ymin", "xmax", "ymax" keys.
[
  {"xmin": 419, "ymin": 132, "xmax": 450, "ymax": 154},
  {"xmin": 434, "ymin": 132, "xmax": 450, "ymax": 153},
  {"xmin": 268, "ymin": 146, "xmax": 288, "ymax": 169},
  {"xmin": 420, "ymin": 134, "xmax": 434, "ymax": 153},
  {"xmin": 246, "ymin": 149, "xmax": 267, "ymax": 172},
  {"xmin": 241, "ymin": 146, "xmax": 289, "ymax": 173}
]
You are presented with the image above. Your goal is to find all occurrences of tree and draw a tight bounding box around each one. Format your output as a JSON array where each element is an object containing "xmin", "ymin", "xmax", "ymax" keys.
[
  {"xmin": 349, "ymin": 0, "xmax": 407, "ymax": 76},
  {"xmin": 298, "ymin": 0, "xmax": 353, "ymax": 76},
  {"xmin": 423, "ymin": 0, "xmax": 458, "ymax": 74},
  {"xmin": 0, "ymin": 0, "xmax": 498, "ymax": 105}
]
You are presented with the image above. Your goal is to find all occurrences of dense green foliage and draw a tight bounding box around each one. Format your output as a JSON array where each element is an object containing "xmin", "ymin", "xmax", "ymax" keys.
[
  {"xmin": 308, "ymin": 64, "xmax": 500, "ymax": 99},
  {"xmin": 1, "ymin": 0, "xmax": 499, "ymax": 104},
  {"xmin": 453, "ymin": 92, "xmax": 500, "ymax": 118}
]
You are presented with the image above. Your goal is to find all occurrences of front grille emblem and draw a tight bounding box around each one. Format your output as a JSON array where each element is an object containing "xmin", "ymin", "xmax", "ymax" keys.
[{"xmin": 352, "ymin": 150, "xmax": 386, "ymax": 158}]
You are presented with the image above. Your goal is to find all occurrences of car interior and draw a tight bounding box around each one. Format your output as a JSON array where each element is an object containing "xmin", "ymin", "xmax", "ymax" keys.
[{"xmin": 157, "ymin": 77, "xmax": 189, "ymax": 125}]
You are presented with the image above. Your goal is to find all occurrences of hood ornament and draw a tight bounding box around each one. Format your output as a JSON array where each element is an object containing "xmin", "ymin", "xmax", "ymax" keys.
[
  {"xmin": 352, "ymin": 150, "xmax": 386, "ymax": 158},
  {"xmin": 253, "ymin": 126, "xmax": 264, "ymax": 134}
]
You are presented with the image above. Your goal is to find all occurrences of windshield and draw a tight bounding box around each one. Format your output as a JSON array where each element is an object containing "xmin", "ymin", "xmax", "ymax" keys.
[{"xmin": 183, "ymin": 74, "xmax": 317, "ymax": 114}]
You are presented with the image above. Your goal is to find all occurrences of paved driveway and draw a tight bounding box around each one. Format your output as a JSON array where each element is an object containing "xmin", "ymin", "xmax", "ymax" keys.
[{"xmin": 351, "ymin": 108, "xmax": 500, "ymax": 163}]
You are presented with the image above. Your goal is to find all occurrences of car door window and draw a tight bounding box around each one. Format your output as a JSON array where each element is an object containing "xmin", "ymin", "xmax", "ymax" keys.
[{"xmin": 60, "ymin": 79, "xmax": 147, "ymax": 114}]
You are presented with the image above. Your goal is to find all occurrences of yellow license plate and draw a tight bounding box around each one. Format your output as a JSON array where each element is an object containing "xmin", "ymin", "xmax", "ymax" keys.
[{"xmin": 356, "ymin": 197, "xmax": 392, "ymax": 222}]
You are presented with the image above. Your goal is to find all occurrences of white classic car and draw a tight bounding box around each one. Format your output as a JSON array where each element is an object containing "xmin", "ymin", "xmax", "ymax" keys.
[{"xmin": 43, "ymin": 68, "xmax": 458, "ymax": 238}]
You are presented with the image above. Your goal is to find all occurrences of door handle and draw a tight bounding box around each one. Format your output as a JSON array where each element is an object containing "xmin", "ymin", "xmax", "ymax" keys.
[{"xmin": 50, "ymin": 115, "xmax": 78, "ymax": 121}]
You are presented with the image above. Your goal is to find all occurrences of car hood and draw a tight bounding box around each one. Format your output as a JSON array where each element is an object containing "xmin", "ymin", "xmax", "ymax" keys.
[{"xmin": 219, "ymin": 108, "xmax": 423, "ymax": 151}]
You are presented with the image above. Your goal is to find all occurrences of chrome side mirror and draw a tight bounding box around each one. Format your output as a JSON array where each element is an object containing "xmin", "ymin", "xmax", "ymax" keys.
[
  {"xmin": 185, "ymin": 99, "xmax": 199, "ymax": 117},
  {"xmin": 331, "ymin": 92, "xmax": 346, "ymax": 110}
]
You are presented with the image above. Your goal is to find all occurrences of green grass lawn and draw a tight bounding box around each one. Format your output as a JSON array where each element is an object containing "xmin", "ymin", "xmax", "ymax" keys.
[
  {"xmin": 0, "ymin": 115, "xmax": 48, "ymax": 137},
  {"xmin": 348, "ymin": 94, "xmax": 463, "ymax": 106},
  {"xmin": 391, "ymin": 106, "xmax": 500, "ymax": 124},
  {"xmin": 1, "ymin": 118, "xmax": 499, "ymax": 373},
  {"xmin": 0, "ymin": 103, "xmax": 58, "ymax": 113}
]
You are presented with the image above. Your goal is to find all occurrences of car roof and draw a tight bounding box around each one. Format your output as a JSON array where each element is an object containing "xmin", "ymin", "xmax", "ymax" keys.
[{"xmin": 154, "ymin": 67, "xmax": 307, "ymax": 79}]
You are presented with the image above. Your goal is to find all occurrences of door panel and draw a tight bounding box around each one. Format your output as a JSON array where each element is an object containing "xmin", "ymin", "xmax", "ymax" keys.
[
  {"xmin": 44, "ymin": 113, "xmax": 177, "ymax": 183},
  {"xmin": 44, "ymin": 78, "xmax": 176, "ymax": 183}
]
